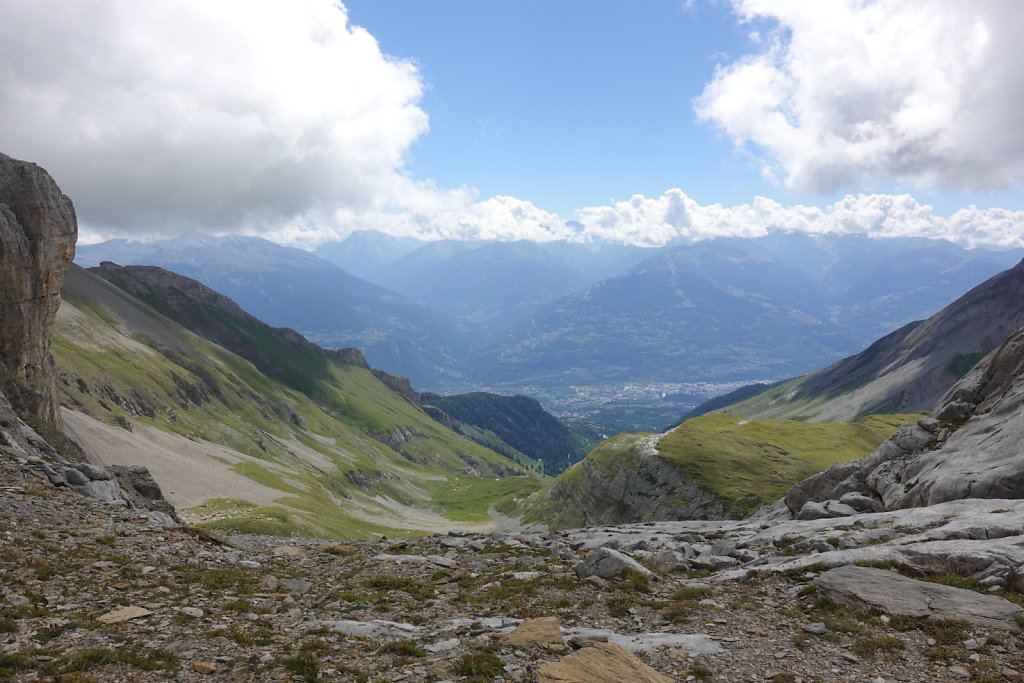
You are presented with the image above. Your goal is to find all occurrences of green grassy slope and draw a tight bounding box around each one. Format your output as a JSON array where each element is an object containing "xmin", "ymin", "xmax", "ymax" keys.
[
  {"xmin": 653, "ymin": 413, "xmax": 915, "ymax": 514},
  {"xmin": 421, "ymin": 391, "xmax": 596, "ymax": 475},
  {"xmin": 55, "ymin": 266, "xmax": 539, "ymax": 539},
  {"xmin": 513, "ymin": 413, "xmax": 914, "ymax": 528}
]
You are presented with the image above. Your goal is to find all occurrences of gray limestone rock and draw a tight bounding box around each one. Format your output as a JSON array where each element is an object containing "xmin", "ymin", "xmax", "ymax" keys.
[
  {"xmin": 814, "ymin": 564, "xmax": 1024, "ymax": 630},
  {"xmin": 70, "ymin": 462, "xmax": 111, "ymax": 480},
  {"xmin": 649, "ymin": 549, "xmax": 686, "ymax": 573},
  {"xmin": 795, "ymin": 500, "xmax": 857, "ymax": 520},
  {"xmin": 839, "ymin": 492, "xmax": 885, "ymax": 513},
  {"xmin": 62, "ymin": 467, "xmax": 90, "ymax": 486},
  {"xmin": 689, "ymin": 555, "xmax": 738, "ymax": 571},
  {"xmin": 573, "ymin": 547, "xmax": 653, "ymax": 580}
]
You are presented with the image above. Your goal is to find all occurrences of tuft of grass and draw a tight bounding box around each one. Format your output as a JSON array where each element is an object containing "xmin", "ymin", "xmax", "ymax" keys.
[
  {"xmin": 850, "ymin": 635, "xmax": 905, "ymax": 659},
  {"xmin": 615, "ymin": 568, "xmax": 650, "ymax": 593},
  {"xmin": 61, "ymin": 648, "xmax": 178, "ymax": 675},
  {"xmin": 209, "ymin": 625, "xmax": 274, "ymax": 647},
  {"xmin": 378, "ymin": 639, "xmax": 426, "ymax": 657},
  {"xmin": 223, "ymin": 598, "xmax": 273, "ymax": 614},
  {"xmin": 365, "ymin": 574, "xmax": 435, "ymax": 601},
  {"xmin": 452, "ymin": 652, "xmax": 505, "ymax": 681},
  {"xmin": 672, "ymin": 585, "xmax": 713, "ymax": 602},
  {"xmin": 281, "ymin": 652, "xmax": 320, "ymax": 682}
]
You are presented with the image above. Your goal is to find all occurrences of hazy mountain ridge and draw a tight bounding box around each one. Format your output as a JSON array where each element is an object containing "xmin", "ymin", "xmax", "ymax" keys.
[
  {"xmin": 721, "ymin": 257, "xmax": 1024, "ymax": 422},
  {"xmin": 78, "ymin": 231, "xmax": 1024, "ymax": 433}
]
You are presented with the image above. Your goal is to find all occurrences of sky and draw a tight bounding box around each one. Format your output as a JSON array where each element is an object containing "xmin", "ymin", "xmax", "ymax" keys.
[{"xmin": 2, "ymin": 0, "xmax": 1024, "ymax": 248}]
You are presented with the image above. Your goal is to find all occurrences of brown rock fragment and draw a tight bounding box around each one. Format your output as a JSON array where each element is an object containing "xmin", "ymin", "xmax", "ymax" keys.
[
  {"xmin": 502, "ymin": 616, "xmax": 565, "ymax": 648},
  {"xmin": 539, "ymin": 641, "xmax": 672, "ymax": 683},
  {"xmin": 95, "ymin": 606, "xmax": 153, "ymax": 624}
]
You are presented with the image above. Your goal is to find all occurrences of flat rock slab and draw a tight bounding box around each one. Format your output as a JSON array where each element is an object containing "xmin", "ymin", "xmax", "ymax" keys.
[
  {"xmin": 562, "ymin": 627, "xmax": 721, "ymax": 655},
  {"xmin": 322, "ymin": 619, "xmax": 422, "ymax": 638},
  {"xmin": 814, "ymin": 564, "xmax": 1024, "ymax": 630},
  {"xmin": 501, "ymin": 616, "xmax": 564, "ymax": 647},
  {"xmin": 96, "ymin": 606, "xmax": 153, "ymax": 624},
  {"xmin": 539, "ymin": 642, "xmax": 672, "ymax": 683}
]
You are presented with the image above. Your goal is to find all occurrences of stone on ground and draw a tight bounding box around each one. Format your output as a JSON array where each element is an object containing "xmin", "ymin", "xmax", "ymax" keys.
[
  {"xmin": 539, "ymin": 641, "xmax": 673, "ymax": 683},
  {"xmin": 814, "ymin": 564, "xmax": 1024, "ymax": 630},
  {"xmin": 573, "ymin": 547, "xmax": 653, "ymax": 580},
  {"xmin": 501, "ymin": 616, "xmax": 565, "ymax": 647}
]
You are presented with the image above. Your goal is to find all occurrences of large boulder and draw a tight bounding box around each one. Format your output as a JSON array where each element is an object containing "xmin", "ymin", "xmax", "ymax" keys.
[{"xmin": 573, "ymin": 547, "xmax": 653, "ymax": 580}]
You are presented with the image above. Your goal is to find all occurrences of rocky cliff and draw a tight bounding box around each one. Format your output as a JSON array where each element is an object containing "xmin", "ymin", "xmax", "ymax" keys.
[
  {"xmin": 780, "ymin": 324, "xmax": 1024, "ymax": 518},
  {"xmin": 0, "ymin": 154, "xmax": 178, "ymax": 523},
  {"xmin": 0, "ymin": 153, "xmax": 76, "ymax": 426},
  {"xmin": 517, "ymin": 434, "xmax": 740, "ymax": 529}
]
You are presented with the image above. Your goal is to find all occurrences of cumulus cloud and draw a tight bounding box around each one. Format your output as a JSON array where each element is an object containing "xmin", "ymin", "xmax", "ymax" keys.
[
  {"xmin": 256, "ymin": 188, "xmax": 1024, "ymax": 251},
  {"xmin": 569, "ymin": 190, "xmax": 1024, "ymax": 249},
  {"xmin": 695, "ymin": 0, "xmax": 1024, "ymax": 192},
  {"xmin": 0, "ymin": 0, "xmax": 427, "ymax": 233}
]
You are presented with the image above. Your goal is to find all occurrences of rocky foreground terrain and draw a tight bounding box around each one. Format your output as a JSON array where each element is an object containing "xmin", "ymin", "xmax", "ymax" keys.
[{"xmin": 2, "ymin": 444, "xmax": 1023, "ymax": 682}]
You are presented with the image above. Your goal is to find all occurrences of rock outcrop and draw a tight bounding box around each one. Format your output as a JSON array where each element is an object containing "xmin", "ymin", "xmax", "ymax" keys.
[
  {"xmin": 0, "ymin": 155, "xmax": 178, "ymax": 524},
  {"xmin": 777, "ymin": 325, "xmax": 1024, "ymax": 517},
  {"xmin": 0, "ymin": 153, "xmax": 76, "ymax": 426},
  {"xmin": 520, "ymin": 434, "xmax": 739, "ymax": 529}
]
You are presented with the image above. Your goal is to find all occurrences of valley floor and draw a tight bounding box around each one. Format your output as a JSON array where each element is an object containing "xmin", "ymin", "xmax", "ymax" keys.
[{"xmin": 2, "ymin": 458, "xmax": 1023, "ymax": 682}]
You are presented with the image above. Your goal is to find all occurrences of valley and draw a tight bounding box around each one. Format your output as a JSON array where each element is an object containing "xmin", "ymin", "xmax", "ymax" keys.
[
  {"xmin": 78, "ymin": 230, "xmax": 1023, "ymax": 434},
  {"xmin": 6, "ymin": 3, "xmax": 1024, "ymax": 680}
]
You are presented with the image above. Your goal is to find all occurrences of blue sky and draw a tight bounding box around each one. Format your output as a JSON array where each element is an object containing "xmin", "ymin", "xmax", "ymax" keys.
[
  {"xmin": 344, "ymin": 0, "xmax": 763, "ymax": 215},
  {"xmin": 344, "ymin": 0, "xmax": 1024, "ymax": 219},
  {"xmin": 2, "ymin": 0, "xmax": 1023, "ymax": 247}
]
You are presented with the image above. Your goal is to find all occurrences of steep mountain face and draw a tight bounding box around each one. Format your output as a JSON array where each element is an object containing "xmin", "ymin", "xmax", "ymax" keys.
[
  {"xmin": 514, "ymin": 413, "xmax": 908, "ymax": 529},
  {"xmin": 782, "ymin": 324, "xmax": 1024, "ymax": 517},
  {"xmin": 420, "ymin": 391, "xmax": 596, "ymax": 475},
  {"xmin": 76, "ymin": 237, "xmax": 469, "ymax": 389},
  {"xmin": 0, "ymin": 153, "xmax": 77, "ymax": 426},
  {"xmin": 56, "ymin": 263, "xmax": 538, "ymax": 538},
  {"xmin": 372, "ymin": 240, "xmax": 593, "ymax": 341},
  {"xmin": 722, "ymin": 258, "xmax": 1024, "ymax": 421}
]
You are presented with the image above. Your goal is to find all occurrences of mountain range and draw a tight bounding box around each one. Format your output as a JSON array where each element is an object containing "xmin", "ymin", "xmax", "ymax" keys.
[{"xmin": 80, "ymin": 230, "xmax": 1023, "ymax": 432}]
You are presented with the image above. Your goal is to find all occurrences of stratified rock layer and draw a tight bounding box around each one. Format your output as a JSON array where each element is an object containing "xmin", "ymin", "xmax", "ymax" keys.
[{"xmin": 0, "ymin": 153, "xmax": 76, "ymax": 426}]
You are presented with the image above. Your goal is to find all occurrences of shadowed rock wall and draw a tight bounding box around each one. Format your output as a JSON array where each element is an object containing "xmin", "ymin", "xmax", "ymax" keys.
[{"xmin": 0, "ymin": 153, "xmax": 77, "ymax": 426}]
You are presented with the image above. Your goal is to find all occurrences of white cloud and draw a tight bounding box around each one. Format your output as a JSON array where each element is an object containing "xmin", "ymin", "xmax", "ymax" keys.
[
  {"xmin": 255, "ymin": 188, "xmax": 1024, "ymax": 251},
  {"xmin": 568, "ymin": 190, "xmax": 1024, "ymax": 249},
  {"xmin": 695, "ymin": 0, "xmax": 1024, "ymax": 193},
  {"xmin": 0, "ymin": 0, "xmax": 428, "ymax": 233}
]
